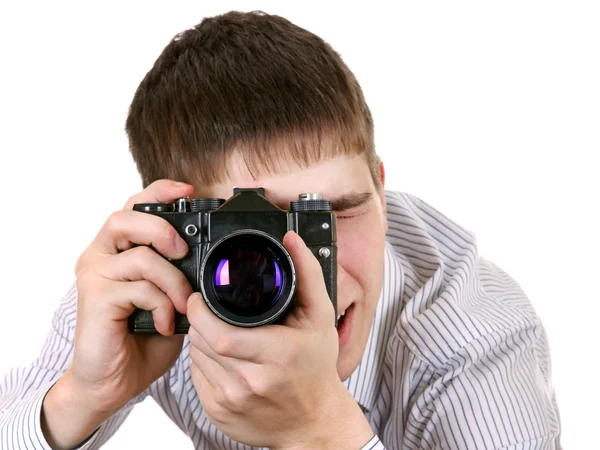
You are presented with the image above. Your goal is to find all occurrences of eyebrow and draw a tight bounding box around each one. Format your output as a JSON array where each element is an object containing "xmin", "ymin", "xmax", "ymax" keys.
[
  {"xmin": 329, "ymin": 192, "xmax": 373, "ymax": 212},
  {"xmin": 270, "ymin": 191, "xmax": 373, "ymax": 212}
]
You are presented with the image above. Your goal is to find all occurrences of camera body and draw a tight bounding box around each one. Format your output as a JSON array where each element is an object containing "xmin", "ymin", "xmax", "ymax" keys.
[{"xmin": 128, "ymin": 187, "xmax": 337, "ymax": 334}]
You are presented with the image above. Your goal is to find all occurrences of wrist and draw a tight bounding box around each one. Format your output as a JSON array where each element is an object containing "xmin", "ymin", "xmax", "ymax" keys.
[
  {"xmin": 41, "ymin": 371, "xmax": 112, "ymax": 450},
  {"xmin": 273, "ymin": 384, "xmax": 374, "ymax": 450}
]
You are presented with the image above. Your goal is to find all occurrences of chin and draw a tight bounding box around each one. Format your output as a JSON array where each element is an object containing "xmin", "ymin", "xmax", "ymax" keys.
[{"xmin": 337, "ymin": 348, "xmax": 360, "ymax": 382}]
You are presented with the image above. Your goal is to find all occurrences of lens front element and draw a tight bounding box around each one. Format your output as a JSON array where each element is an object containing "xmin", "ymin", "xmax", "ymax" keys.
[
  {"xmin": 213, "ymin": 250, "xmax": 283, "ymax": 316},
  {"xmin": 201, "ymin": 231, "xmax": 295, "ymax": 326}
]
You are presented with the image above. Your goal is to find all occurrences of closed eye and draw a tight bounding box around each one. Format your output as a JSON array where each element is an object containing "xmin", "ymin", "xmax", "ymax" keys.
[
  {"xmin": 336, "ymin": 209, "xmax": 369, "ymax": 220},
  {"xmin": 330, "ymin": 192, "xmax": 373, "ymax": 212}
]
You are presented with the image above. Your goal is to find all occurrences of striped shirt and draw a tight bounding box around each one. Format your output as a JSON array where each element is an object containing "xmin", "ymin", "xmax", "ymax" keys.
[{"xmin": 0, "ymin": 191, "xmax": 562, "ymax": 449}]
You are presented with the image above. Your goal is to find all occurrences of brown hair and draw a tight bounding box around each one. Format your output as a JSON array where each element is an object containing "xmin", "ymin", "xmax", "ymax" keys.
[{"xmin": 126, "ymin": 10, "xmax": 378, "ymax": 188}]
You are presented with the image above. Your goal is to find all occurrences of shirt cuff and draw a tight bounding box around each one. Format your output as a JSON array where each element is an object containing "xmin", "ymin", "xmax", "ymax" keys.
[
  {"xmin": 360, "ymin": 434, "xmax": 385, "ymax": 450},
  {"xmin": 1, "ymin": 379, "xmax": 101, "ymax": 450}
]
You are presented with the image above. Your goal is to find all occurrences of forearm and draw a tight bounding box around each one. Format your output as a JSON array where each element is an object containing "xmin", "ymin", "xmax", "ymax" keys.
[{"xmin": 41, "ymin": 372, "xmax": 112, "ymax": 450}]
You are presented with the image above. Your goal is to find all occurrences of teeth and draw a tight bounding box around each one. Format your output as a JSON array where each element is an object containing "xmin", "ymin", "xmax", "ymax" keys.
[{"xmin": 336, "ymin": 310, "xmax": 347, "ymax": 321}]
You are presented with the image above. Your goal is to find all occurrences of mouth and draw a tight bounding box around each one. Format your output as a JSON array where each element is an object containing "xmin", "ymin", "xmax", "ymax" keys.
[
  {"xmin": 336, "ymin": 303, "xmax": 354, "ymax": 348},
  {"xmin": 336, "ymin": 309, "xmax": 347, "ymax": 325}
]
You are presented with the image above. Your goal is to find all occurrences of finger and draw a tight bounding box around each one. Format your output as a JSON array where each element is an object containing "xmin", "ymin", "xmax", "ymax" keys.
[
  {"xmin": 282, "ymin": 231, "xmax": 335, "ymax": 327},
  {"xmin": 123, "ymin": 179, "xmax": 194, "ymax": 210},
  {"xmin": 92, "ymin": 209, "xmax": 189, "ymax": 258},
  {"xmin": 190, "ymin": 345, "xmax": 248, "ymax": 417},
  {"xmin": 82, "ymin": 279, "xmax": 177, "ymax": 336},
  {"xmin": 189, "ymin": 353, "xmax": 226, "ymax": 422},
  {"xmin": 188, "ymin": 325, "xmax": 257, "ymax": 373},
  {"xmin": 114, "ymin": 280, "xmax": 177, "ymax": 336},
  {"xmin": 99, "ymin": 246, "xmax": 193, "ymax": 314},
  {"xmin": 188, "ymin": 326, "xmax": 229, "ymax": 368},
  {"xmin": 190, "ymin": 357, "xmax": 211, "ymax": 392},
  {"xmin": 190, "ymin": 345, "xmax": 231, "ymax": 392},
  {"xmin": 187, "ymin": 292, "xmax": 273, "ymax": 362}
]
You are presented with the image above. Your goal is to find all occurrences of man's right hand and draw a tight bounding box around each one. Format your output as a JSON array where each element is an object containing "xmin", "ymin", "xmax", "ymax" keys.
[{"xmin": 41, "ymin": 179, "xmax": 195, "ymax": 450}]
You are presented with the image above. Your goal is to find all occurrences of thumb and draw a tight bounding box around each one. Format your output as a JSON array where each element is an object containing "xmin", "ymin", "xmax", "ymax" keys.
[{"xmin": 282, "ymin": 230, "xmax": 335, "ymax": 328}]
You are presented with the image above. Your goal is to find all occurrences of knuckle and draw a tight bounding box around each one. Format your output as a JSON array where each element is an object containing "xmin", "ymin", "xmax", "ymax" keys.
[
  {"xmin": 74, "ymin": 252, "xmax": 88, "ymax": 275},
  {"xmin": 246, "ymin": 373, "xmax": 270, "ymax": 398},
  {"xmin": 138, "ymin": 280, "xmax": 158, "ymax": 299},
  {"xmin": 212, "ymin": 335, "xmax": 234, "ymax": 357},
  {"xmin": 123, "ymin": 193, "xmax": 139, "ymax": 210},
  {"xmin": 75, "ymin": 256, "xmax": 102, "ymax": 287},
  {"xmin": 218, "ymin": 384, "xmax": 237, "ymax": 409},
  {"xmin": 220, "ymin": 385, "xmax": 245, "ymax": 412},
  {"xmin": 131, "ymin": 245, "xmax": 155, "ymax": 263},
  {"xmin": 75, "ymin": 243, "xmax": 100, "ymax": 275},
  {"xmin": 105, "ymin": 211, "xmax": 124, "ymax": 233},
  {"xmin": 76, "ymin": 277, "xmax": 102, "ymax": 306},
  {"xmin": 206, "ymin": 397, "xmax": 227, "ymax": 424},
  {"xmin": 124, "ymin": 246, "xmax": 154, "ymax": 276},
  {"xmin": 149, "ymin": 179, "xmax": 168, "ymax": 189},
  {"xmin": 75, "ymin": 266, "xmax": 91, "ymax": 285}
]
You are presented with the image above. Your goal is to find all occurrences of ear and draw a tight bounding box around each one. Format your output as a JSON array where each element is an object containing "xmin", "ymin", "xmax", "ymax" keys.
[
  {"xmin": 378, "ymin": 157, "xmax": 386, "ymax": 190},
  {"xmin": 376, "ymin": 157, "xmax": 388, "ymax": 232}
]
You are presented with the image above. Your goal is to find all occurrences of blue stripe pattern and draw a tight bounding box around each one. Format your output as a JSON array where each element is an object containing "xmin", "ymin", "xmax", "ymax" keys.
[{"xmin": 0, "ymin": 191, "xmax": 562, "ymax": 449}]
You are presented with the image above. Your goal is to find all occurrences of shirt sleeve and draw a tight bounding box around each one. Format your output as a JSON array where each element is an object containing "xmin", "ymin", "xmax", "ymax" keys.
[{"xmin": 0, "ymin": 283, "xmax": 147, "ymax": 449}]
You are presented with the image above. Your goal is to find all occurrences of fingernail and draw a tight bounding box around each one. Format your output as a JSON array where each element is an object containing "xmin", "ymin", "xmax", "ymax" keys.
[
  {"xmin": 155, "ymin": 310, "xmax": 172, "ymax": 335},
  {"xmin": 295, "ymin": 233, "xmax": 306, "ymax": 249},
  {"xmin": 173, "ymin": 181, "xmax": 188, "ymax": 188},
  {"xmin": 166, "ymin": 319, "xmax": 174, "ymax": 335},
  {"xmin": 189, "ymin": 292, "xmax": 202, "ymax": 305},
  {"xmin": 175, "ymin": 235, "xmax": 188, "ymax": 254}
]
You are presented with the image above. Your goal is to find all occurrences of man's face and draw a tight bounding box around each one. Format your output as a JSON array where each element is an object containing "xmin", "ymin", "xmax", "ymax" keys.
[{"xmin": 191, "ymin": 153, "xmax": 388, "ymax": 381}]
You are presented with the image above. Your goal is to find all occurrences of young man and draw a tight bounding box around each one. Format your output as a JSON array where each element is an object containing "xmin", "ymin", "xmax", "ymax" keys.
[{"xmin": 0, "ymin": 11, "xmax": 561, "ymax": 450}]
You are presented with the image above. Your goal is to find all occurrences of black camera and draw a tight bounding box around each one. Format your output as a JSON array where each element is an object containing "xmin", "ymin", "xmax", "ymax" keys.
[{"xmin": 128, "ymin": 187, "xmax": 337, "ymax": 334}]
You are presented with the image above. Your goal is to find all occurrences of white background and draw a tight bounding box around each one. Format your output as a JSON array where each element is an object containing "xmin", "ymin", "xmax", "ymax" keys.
[{"xmin": 0, "ymin": 1, "xmax": 598, "ymax": 448}]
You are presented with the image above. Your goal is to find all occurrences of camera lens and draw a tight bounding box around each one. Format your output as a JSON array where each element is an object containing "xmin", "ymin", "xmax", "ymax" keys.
[
  {"xmin": 201, "ymin": 231, "xmax": 295, "ymax": 326},
  {"xmin": 213, "ymin": 250, "xmax": 282, "ymax": 316}
]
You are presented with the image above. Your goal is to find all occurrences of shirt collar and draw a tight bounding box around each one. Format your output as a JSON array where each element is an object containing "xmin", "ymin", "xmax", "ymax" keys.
[{"xmin": 343, "ymin": 240, "xmax": 404, "ymax": 412}]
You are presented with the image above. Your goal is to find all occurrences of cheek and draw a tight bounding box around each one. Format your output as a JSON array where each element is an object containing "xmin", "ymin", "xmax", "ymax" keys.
[
  {"xmin": 336, "ymin": 237, "xmax": 363, "ymax": 297},
  {"xmin": 336, "ymin": 217, "xmax": 386, "ymax": 300}
]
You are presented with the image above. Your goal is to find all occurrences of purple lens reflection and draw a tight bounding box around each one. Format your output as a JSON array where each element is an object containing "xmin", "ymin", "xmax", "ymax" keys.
[
  {"xmin": 274, "ymin": 260, "xmax": 281, "ymax": 287},
  {"xmin": 216, "ymin": 258, "xmax": 280, "ymax": 288},
  {"xmin": 215, "ymin": 259, "xmax": 230, "ymax": 286}
]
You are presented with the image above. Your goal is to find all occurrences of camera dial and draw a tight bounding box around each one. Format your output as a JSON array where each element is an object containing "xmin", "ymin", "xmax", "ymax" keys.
[{"xmin": 290, "ymin": 193, "xmax": 331, "ymax": 212}]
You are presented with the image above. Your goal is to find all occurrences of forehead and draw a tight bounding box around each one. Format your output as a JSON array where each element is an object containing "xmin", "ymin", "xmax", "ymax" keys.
[{"xmin": 193, "ymin": 152, "xmax": 374, "ymax": 206}]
